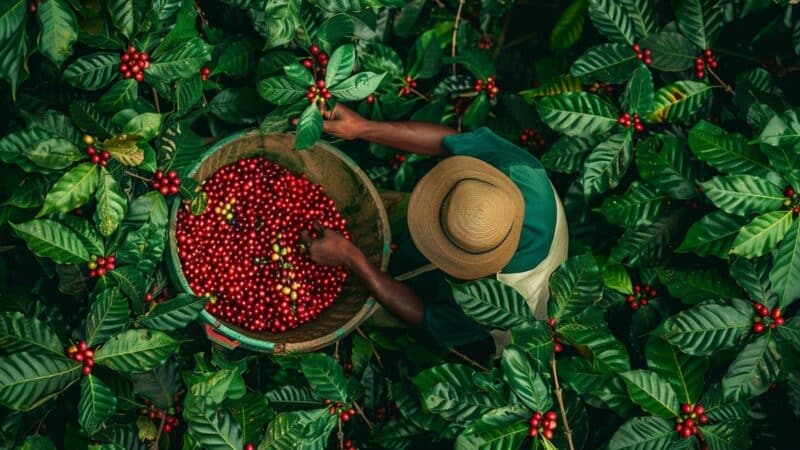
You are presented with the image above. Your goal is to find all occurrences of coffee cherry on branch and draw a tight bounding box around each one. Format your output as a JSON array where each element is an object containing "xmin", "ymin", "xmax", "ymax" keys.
[
  {"xmin": 152, "ymin": 169, "xmax": 182, "ymax": 196},
  {"xmin": 527, "ymin": 410, "xmax": 558, "ymax": 440},
  {"xmin": 66, "ymin": 341, "xmax": 95, "ymax": 375},
  {"xmin": 478, "ymin": 35, "xmax": 493, "ymax": 50},
  {"xmin": 675, "ymin": 403, "xmax": 708, "ymax": 438},
  {"xmin": 87, "ymin": 255, "xmax": 115, "ymax": 278},
  {"xmin": 632, "ymin": 44, "xmax": 653, "ymax": 66},
  {"xmin": 626, "ymin": 284, "xmax": 656, "ymax": 310},
  {"xmin": 472, "ymin": 76, "xmax": 500, "ymax": 99},
  {"xmin": 519, "ymin": 128, "xmax": 546, "ymax": 151},
  {"xmin": 200, "ymin": 67, "xmax": 211, "ymax": 80},
  {"xmin": 120, "ymin": 46, "xmax": 149, "ymax": 83}
]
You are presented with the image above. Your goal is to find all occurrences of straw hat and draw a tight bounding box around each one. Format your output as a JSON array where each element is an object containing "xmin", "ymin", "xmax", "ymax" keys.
[{"xmin": 407, "ymin": 156, "xmax": 524, "ymax": 280}]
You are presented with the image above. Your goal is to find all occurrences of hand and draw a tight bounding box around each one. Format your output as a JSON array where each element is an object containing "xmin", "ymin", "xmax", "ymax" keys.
[
  {"xmin": 321, "ymin": 103, "xmax": 369, "ymax": 140},
  {"xmin": 299, "ymin": 223, "xmax": 360, "ymax": 267}
]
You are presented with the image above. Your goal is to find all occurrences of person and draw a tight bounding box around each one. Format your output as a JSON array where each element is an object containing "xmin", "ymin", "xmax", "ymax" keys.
[{"xmin": 299, "ymin": 104, "xmax": 568, "ymax": 355}]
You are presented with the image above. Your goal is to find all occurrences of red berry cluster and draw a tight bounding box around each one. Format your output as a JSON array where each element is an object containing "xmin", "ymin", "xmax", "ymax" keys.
[
  {"xmin": 152, "ymin": 170, "xmax": 182, "ymax": 196},
  {"xmin": 473, "ymin": 76, "xmax": 500, "ymax": 99},
  {"xmin": 27, "ymin": 0, "xmax": 42, "ymax": 13},
  {"xmin": 675, "ymin": 403, "xmax": 708, "ymax": 438},
  {"xmin": 200, "ymin": 67, "xmax": 211, "ymax": 81},
  {"xmin": 139, "ymin": 402, "xmax": 181, "ymax": 433},
  {"xmin": 528, "ymin": 411, "xmax": 558, "ymax": 439},
  {"xmin": 618, "ymin": 112, "xmax": 645, "ymax": 133},
  {"xmin": 87, "ymin": 255, "xmax": 115, "ymax": 278},
  {"xmin": 305, "ymin": 80, "xmax": 332, "ymax": 105},
  {"xmin": 632, "ymin": 43, "xmax": 652, "ymax": 65},
  {"xmin": 588, "ymin": 82, "xmax": 614, "ymax": 95},
  {"xmin": 324, "ymin": 399, "xmax": 356, "ymax": 422},
  {"xmin": 784, "ymin": 186, "xmax": 800, "ymax": 216},
  {"xmin": 389, "ymin": 154, "xmax": 406, "ymax": 171},
  {"xmin": 66, "ymin": 341, "xmax": 95, "ymax": 376},
  {"xmin": 301, "ymin": 44, "xmax": 329, "ymax": 78},
  {"xmin": 520, "ymin": 128, "xmax": 546, "ymax": 150},
  {"xmin": 547, "ymin": 318, "xmax": 564, "ymax": 353},
  {"xmin": 694, "ymin": 49, "xmax": 718, "ymax": 79},
  {"xmin": 342, "ymin": 361, "xmax": 354, "ymax": 377},
  {"xmin": 400, "ymin": 76, "xmax": 418, "ymax": 96},
  {"xmin": 478, "ymin": 35, "xmax": 493, "ymax": 51},
  {"xmin": 85, "ymin": 142, "xmax": 110, "ymax": 167},
  {"xmin": 752, "ymin": 303, "xmax": 785, "ymax": 333},
  {"xmin": 373, "ymin": 402, "xmax": 398, "ymax": 422},
  {"xmin": 176, "ymin": 157, "xmax": 349, "ymax": 333},
  {"xmin": 119, "ymin": 45, "xmax": 149, "ymax": 83},
  {"xmin": 626, "ymin": 284, "xmax": 657, "ymax": 311}
]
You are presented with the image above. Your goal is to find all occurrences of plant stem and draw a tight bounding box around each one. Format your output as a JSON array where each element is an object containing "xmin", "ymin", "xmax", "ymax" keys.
[
  {"xmin": 353, "ymin": 401, "xmax": 374, "ymax": 429},
  {"xmin": 696, "ymin": 431, "xmax": 710, "ymax": 450},
  {"xmin": 550, "ymin": 355, "xmax": 575, "ymax": 450},
  {"xmin": 333, "ymin": 340, "xmax": 340, "ymax": 361},
  {"xmin": 337, "ymin": 417, "xmax": 344, "ymax": 450},
  {"xmin": 447, "ymin": 347, "xmax": 489, "ymax": 372},
  {"xmin": 713, "ymin": 48, "xmax": 760, "ymax": 63},
  {"xmin": 707, "ymin": 68, "xmax": 735, "ymax": 95},
  {"xmin": 409, "ymin": 87, "xmax": 430, "ymax": 101},
  {"xmin": 150, "ymin": 414, "xmax": 166, "ymax": 450},
  {"xmin": 451, "ymin": 0, "xmax": 465, "ymax": 76},
  {"xmin": 152, "ymin": 89, "xmax": 161, "ymax": 113},
  {"xmin": 125, "ymin": 171, "xmax": 152, "ymax": 182},
  {"xmin": 356, "ymin": 327, "xmax": 384, "ymax": 369}
]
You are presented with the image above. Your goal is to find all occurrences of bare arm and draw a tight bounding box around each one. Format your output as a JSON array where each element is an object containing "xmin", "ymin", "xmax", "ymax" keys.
[
  {"xmin": 320, "ymin": 104, "xmax": 456, "ymax": 157},
  {"xmin": 300, "ymin": 226, "xmax": 425, "ymax": 326}
]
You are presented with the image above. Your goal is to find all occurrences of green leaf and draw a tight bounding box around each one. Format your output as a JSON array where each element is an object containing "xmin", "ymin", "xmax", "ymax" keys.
[
  {"xmin": 449, "ymin": 278, "xmax": 534, "ymax": 329},
  {"xmin": 0, "ymin": 312, "xmax": 63, "ymax": 355},
  {"xmin": 729, "ymin": 255, "xmax": 772, "ymax": 302},
  {"xmin": 109, "ymin": 266, "xmax": 147, "ymax": 310},
  {"xmin": 60, "ymin": 215, "xmax": 104, "ymax": 256},
  {"xmin": 598, "ymin": 182, "xmax": 667, "ymax": 227},
  {"xmin": 283, "ymin": 63, "xmax": 313, "ymax": 88},
  {"xmin": 10, "ymin": 219, "xmax": 89, "ymax": 263},
  {"xmin": 550, "ymin": 0, "xmax": 588, "ymax": 52},
  {"xmin": 638, "ymin": 32, "xmax": 695, "ymax": 72},
  {"xmin": 140, "ymin": 294, "xmax": 205, "ymax": 331},
  {"xmin": 456, "ymin": 410, "xmax": 529, "ymax": 450},
  {"xmin": 227, "ymin": 393, "xmax": 273, "ymax": 444},
  {"xmin": 212, "ymin": 40, "xmax": 256, "ymax": 78},
  {"xmin": 316, "ymin": 14, "xmax": 354, "ymax": 51},
  {"xmin": 610, "ymin": 210, "xmax": 682, "ymax": 266},
  {"xmin": 300, "ymin": 353, "xmax": 348, "ymax": 402},
  {"xmin": 265, "ymin": 385, "xmax": 317, "ymax": 411},
  {"xmin": 678, "ymin": 212, "xmax": 748, "ymax": 258},
  {"xmin": 86, "ymin": 288, "xmax": 129, "ymax": 347},
  {"xmin": 23, "ymin": 138, "xmax": 82, "ymax": 170},
  {"xmin": 421, "ymin": 382, "xmax": 499, "ymax": 423},
  {"xmin": 146, "ymin": 38, "xmax": 210, "ymax": 83},
  {"xmin": 758, "ymin": 108, "xmax": 800, "ymax": 152},
  {"xmin": 176, "ymin": 75, "xmax": 203, "ymax": 113},
  {"xmin": 730, "ymin": 210, "xmax": 793, "ymax": 258},
  {"xmin": 646, "ymin": 337, "xmax": 707, "ymax": 404},
  {"xmin": 688, "ymin": 120, "xmax": 772, "ymax": 176},
  {"xmin": 0, "ymin": 353, "xmax": 80, "ymax": 411},
  {"xmin": 660, "ymin": 303, "xmax": 751, "ymax": 355},
  {"xmin": 325, "ymin": 44, "xmax": 355, "ymax": 87},
  {"xmin": 581, "ymin": 131, "xmax": 633, "ymax": 198},
  {"xmin": 462, "ymin": 94, "xmax": 490, "ymax": 130},
  {"xmin": 540, "ymin": 135, "xmax": 598, "ymax": 174},
  {"xmin": 620, "ymin": 0, "xmax": 657, "ymax": 37},
  {"xmin": 511, "ymin": 321, "xmax": 554, "ymax": 363},
  {"xmin": 769, "ymin": 219, "xmax": 800, "ymax": 308},
  {"xmin": 94, "ymin": 170, "xmax": 127, "ymax": 237},
  {"xmin": 187, "ymin": 407, "xmax": 243, "ymax": 450},
  {"xmin": 70, "ymin": 101, "xmax": 114, "ymax": 138},
  {"xmin": 94, "ymin": 329, "xmax": 178, "ymax": 372},
  {"xmin": 37, "ymin": 0, "xmax": 78, "ymax": 67},
  {"xmin": 722, "ymin": 334, "xmax": 782, "ymax": 401},
  {"xmin": 602, "ymin": 261, "xmax": 633, "ymax": 294},
  {"xmin": 19, "ymin": 436, "xmax": 57, "ymax": 450},
  {"xmin": 501, "ymin": 345, "xmax": 552, "ymax": 412},
  {"xmin": 79, "ymin": 375, "xmax": 117, "ymax": 435},
  {"xmin": 0, "ymin": 0, "xmax": 26, "ymax": 42},
  {"xmin": 102, "ymin": 134, "xmax": 144, "ymax": 166},
  {"xmin": 777, "ymin": 317, "xmax": 800, "ymax": 352},
  {"xmin": 0, "ymin": 129, "xmax": 53, "ymax": 172},
  {"xmin": 360, "ymin": 42, "xmax": 403, "ymax": 78},
  {"xmin": 123, "ymin": 113, "xmax": 163, "ymax": 141},
  {"xmin": 294, "ymin": 103, "xmax": 322, "ymax": 150},
  {"xmin": 116, "ymin": 221, "xmax": 166, "ymax": 274},
  {"xmin": 648, "ymin": 81, "xmax": 713, "ymax": 123},
  {"xmin": 622, "ymin": 65, "xmax": 653, "ymax": 115},
  {"xmin": 587, "ymin": 0, "xmax": 635, "ymax": 44},
  {"xmin": 570, "ymin": 43, "xmax": 639, "ymax": 83},
  {"xmin": 329, "ymin": 71, "xmax": 386, "ymax": 101},
  {"xmin": 97, "ymin": 79, "xmax": 139, "ymax": 113},
  {"xmin": 608, "ymin": 416, "xmax": 676, "ymax": 450},
  {"xmin": 701, "ymin": 421, "xmax": 751, "ymax": 450},
  {"xmin": 1, "ymin": 175, "xmax": 49, "ymax": 209},
  {"xmin": 262, "ymin": 0, "xmax": 299, "ymax": 49},
  {"xmin": 675, "ymin": 0, "xmax": 722, "ymax": 50},
  {"xmin": 108, "ymin": 0, "xmax": 134, "ymax": 38},
  {"xmin": 0, "ymin": 21, "xmax": 27, "ymax": 98},
  {"xmin": 620, "ymin": 370, "xmax": 679, "ymax": 418},
  {"xmin": 548, "ymin": 254, "xmax": 603, "ymax": 321},
  {"xmin": 537, "ymin": 92, "xmax": 618, "ymax": 137},
  {"xmin": 520, "ymin": 75, "xmax": 583, "ymax": 101},
  {"xmin": 656, "ymin": 268, "xmax": 743, "ymax": 304},
  {"xmin": 39, "ymin": 163, "xmax": 100, "ymax": 217},
  {"xmin": 257, "ymin": 77, "xmax": 306, "ymax": 105},
  {"xmin": 701, "ymin": 175, "xmax": 784, "ymax": 216},
  {"xmin": 558, "ymin": 322, "xmax": 630, "ymax": 373}
]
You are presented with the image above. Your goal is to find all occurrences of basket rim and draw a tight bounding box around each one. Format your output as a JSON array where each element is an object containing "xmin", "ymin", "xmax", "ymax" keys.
[{"xmin": 166, "ymin": 130, "xmax": 391, "ymax": 353}]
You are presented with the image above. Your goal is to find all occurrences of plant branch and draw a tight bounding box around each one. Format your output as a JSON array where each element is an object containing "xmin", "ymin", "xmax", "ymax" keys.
[
  {"xmin": 707, "ymin": 68, "xmax": 735, "ymax": 95},
  {"xmin": 713, "ymin": 48, "xmax": 760, "ymax": 63},
  {"xmin": 501, "ymin": 32, "xmax": 537, "ymax": 51},
  {"xmin": 696, "ymin": 431, "xmax": 710, "ymax": 450},
  {"xmin": 152, "ymin": 89, "xmax": 161, "ymax": 114},
  {"xmin": 550, "ymin": 355, "xmax": 575, "ymax": 450},
  {"xmin": 125, "ymin": 171, "xmax": 152, "ymax": 182},
  {"xmin": 447, "ymin": 347, "xmax": 488, "ymax": 372},
  {"xmin": 356, "ymin": 327, "xmax": 383, "ymax": 369},
  {"xmin": 409, "ymin": 87, "xmax": 430, "ymax": 101},
  {"xmin": 333, "ymin": 340, "xmax": 340, "ymax": 361},
  {"xmin": 353, "ymin": 401, "xmax": 374, "ymax": 429},
  {"xmin": 337, "ymin": 417, "xmax": 344, "ymax": 450},
  {"xmin": 451, "ymin": 0, "xmax": 465, "ymax": 76},
  {"xmin": 150, "ymin": 414, "xmax": 166, "ymax": 450}
]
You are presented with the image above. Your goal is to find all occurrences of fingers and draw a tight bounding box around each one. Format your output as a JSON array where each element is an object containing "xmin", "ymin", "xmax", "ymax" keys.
[
  {"xmin": 321, "ymin": 106, "xmax": 335, "ymax": 120},
  {"xmin": 299, "ymin": 230, "xmax": 313, "ymax": 246},
  {"xmin": 312, "ymin": 221, "xmax": 326, "ymax": 233}
]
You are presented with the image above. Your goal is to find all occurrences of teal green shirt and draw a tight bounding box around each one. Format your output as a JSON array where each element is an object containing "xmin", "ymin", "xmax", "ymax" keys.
[{"xmin": 442, "ymin": 127, "xmax": 557, "ymax": 272}]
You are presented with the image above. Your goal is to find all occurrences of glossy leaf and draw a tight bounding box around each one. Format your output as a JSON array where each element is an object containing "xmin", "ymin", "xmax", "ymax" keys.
[
  {"xmin": 108, "ymin": 0, "xmax": 134, "ymax": 37},
  {"xmin": 587, "ymin": 0, "xmax": 635, "ymax": 44},
  {"xmin": 648, "ymin": 81, "xmax": 713, "ymax": 123},
  {"xmin": 39, "ymin": 163, "xmax": 100, "ymax": 217},
  {"xmin": 688, "ymin": 120, "xmax": 772, "ymax": 176},
  {"xmin": 598, "ymin": 182, "xmax": 667, "ymax": 227},
  {"xmin": 558, "ymin": 322, "xmax": 630, "ymax": 373},
  {"xmin": 769, "ymin": 219, "xmax": 800, "ymax": 308},
  {"xmin": 94, "ymin": 170, "xmax": 127, "ymax": 237},
  {"xmin": 520, "ymin": 75, "xmax": 582, "ymax": 101},
  {"xmin": 536, "ymin": 92, "xmax": 618, "ymax": 137},
  {"xmin": 550, "ymin": 0, "xmax": 588, "ymax": 51},
  {"xmin": 620, "ymin": 0, "xmax": 657, "ymax": 37},
  {"xmin": 729, "ymin": 255, "xmax": 772, "ymax": 302},
  {"xmin": 570, "ymin": 43, "xmax": 639, "ymax": 83},
  {"xmin": 722, "ymin": 334, "xmax": 782, "ymax": 401},
  {"xmin": 37, "ymin": 0, "xmax": 78, "ymax": 67},
  {"xmin": 257, "ymin": 77, "xmax": 306, "ymax": 105},
  {"xmin": 78, "ymin": 375, "xmax": 117, "ymax": 435},
  {"xmin": 300, "ymin": 353, "xmax": 348, "ymax": 402},
  {"xmin": 660, "ymin": 303, "xmax": 751, "ymax": 355},
  {"xmin": 186, "ymin": 407, "xmax": 243, "ymax": 450},
  {"xmin": 122, "ymin": 113, "xmax": 163, "ymax": 141},
  {"xmin": 140, "ymin": 294, "xmax": 205, "ymax": 331},
  {"xmin": 0, "ymin": 353, "xmax": 80, "ymax": 411},
  {"xmin": 0, "ymin": 0, "xmax": 25, "ymax": 42},
  {"xmin": 329, "ymin": 71, "xmax": 386, "ymax": 101},
  {"xmin": 675, "ymin": 0, "xmax": 722, "ymax": 50},
  {"xmin": 602, "ymin": 261, "xmax": 633, "ymax": 294},
  {"xmin": 9, "ymin": 219, "xmax": 89, "ymax": 263},
  {"xmin": 548, "ymin": 254, "xmax": 603, "ymax": 321},
  {"xmin": 608, "ymin": 416, "xmax": 676, "ymax": 450},
  {"xmin": 116, "ymin": 221, "xmax": 166, "ymax": 274},
  {"xmin": 501, "ymin": 345, "xmax": 552, "ymax": 412},
  {"xmin": 700, "ymin": 175, "xmax": 784, "ymax": 216},
  {"xmin": 94, "ymin": 329, "xmax": 178, "ymax": 372},
  {"xmin": 677, "ymin": 211, "xmax": 747, "ymax": 258},
  {"xmin": 511, "ymin": 321, "xmax": 554, "ymax": 363},
  {"xmin": 0, "ymin": 312, "xmax": 62, "ymax": 355},
  {"xmin": 541, "ymin": 135, "xmax": 598, "ymax": 174},
  {"xmin": 324, "ymin": 44, "xmax": 355, "ymax": 87},
  {"xmin": 97, "ymin": 79, "xmax": 139, "ymax": 113},
  {"xmin": 622, "ymin": 65, "xmax": 653, "ymax": 115},
  {"xmin": 146, "ymin": 38, "xmax": 211, "ymax": 83},
  {"xmin": 639, "ymin": 32, "xmax": 695, "ymax": 72},
  {"xmin": 22, "ymin": 138, "xmax": 82, "ymax": 170},
  {"xmin": 620, "ymin": 370, "xmax": 679, "ymax": 418},
  {"xmin": 646, "ymin": 337, "xmax": 707, "ymax": 404},
  {"xmin": 610, "ymin": 210, "xmax": 682, "ymax": 266},
  {"xmin": 730, "ymin": 210, "xmax": 794, "ymax": 258},
  {"xmin": 294, "ymin": 103, "xmax": 322, "ymax": 150},
  {"xmin": 701, "ymin": 421, "xmax": 751, "ymax": 450},
  {"xmin": 86, "ymin": 288, "xmax": 129, "ymax": 347},
  {"xmin": 449, "ymin": 278, "xmax": 533, "ymax": 329},
  {"xmin": 657, "ymin": 268, "xmax": 742, "ymax": 304},
  {"xmin": 581, "ymin": 131, "xmax": 633, "ymax": 198}
]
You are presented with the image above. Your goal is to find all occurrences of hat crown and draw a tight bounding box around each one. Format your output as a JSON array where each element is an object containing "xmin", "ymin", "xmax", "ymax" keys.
[{"xmin": 441, "ymin": 179, "xmax": 515, "ymax": 254}]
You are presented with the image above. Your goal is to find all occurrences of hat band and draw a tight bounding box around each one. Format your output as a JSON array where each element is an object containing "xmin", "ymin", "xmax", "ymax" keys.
[{"xmin": 439, "ymin": 177, "xmax": 516, "ymax": 255}]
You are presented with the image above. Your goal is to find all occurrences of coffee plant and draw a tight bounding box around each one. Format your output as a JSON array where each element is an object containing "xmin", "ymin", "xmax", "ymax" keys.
[{"xmin": 1, "ymin": 0, "xmax": 800, "ymax": 449}]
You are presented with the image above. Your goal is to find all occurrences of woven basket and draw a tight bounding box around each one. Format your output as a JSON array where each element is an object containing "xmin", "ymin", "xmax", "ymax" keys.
[{"xmin": 166, "ymin": 130, "xmax": 391, "ymax": 354}]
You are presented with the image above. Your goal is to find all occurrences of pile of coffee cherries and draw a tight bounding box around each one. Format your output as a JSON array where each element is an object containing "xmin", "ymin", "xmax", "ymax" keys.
[
  {"xmin": 66, "ymin": 341, "xmax": 94, "ymax": 376},
  {"xmin": 528, "ymin": 410, "xmax": 558, "ymax": 439},
  {"xmin": 675, "ymin": 403, "xmax": 708, "ymax": 438},
  {"xmin": 119, "ymin": 45, "xmax": 149, "ymax": 83},
  {"xmin": 626, "ymin": 283, "xmax": 657, "ymax": 310},
  {"xmin": 176, "ymin": 157, "xmax": 350, "ymax": 333}
]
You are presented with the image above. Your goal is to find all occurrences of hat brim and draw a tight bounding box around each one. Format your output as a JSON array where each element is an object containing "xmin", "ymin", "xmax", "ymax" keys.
[{"xmin": 407, "ymin": 156, "xmax": 524, "ymax": 280}]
